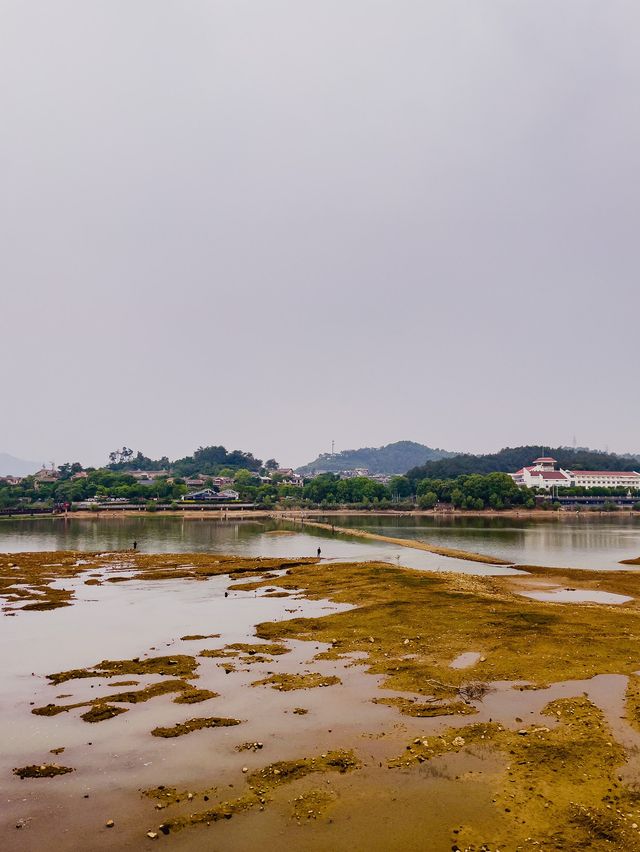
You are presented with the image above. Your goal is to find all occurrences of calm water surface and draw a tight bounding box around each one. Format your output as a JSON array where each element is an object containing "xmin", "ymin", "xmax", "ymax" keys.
[
  {"xmin": 1, "ymin": 514, "xmax": 640, "ymax": 570},
  {"xmin": 331, "ymin": 514, "xmax": 640, "ymax": 570}
]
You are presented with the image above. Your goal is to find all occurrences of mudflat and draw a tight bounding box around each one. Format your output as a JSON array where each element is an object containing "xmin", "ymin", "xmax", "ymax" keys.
[{"xmin": 3, "ymin": 550, "xmax": 640, "ymax": 850}]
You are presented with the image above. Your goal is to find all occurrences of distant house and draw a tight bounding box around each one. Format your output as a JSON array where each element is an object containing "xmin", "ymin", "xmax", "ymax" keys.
[
  {"xmin": 211, "ymin": 476, "xmax": 233, "ymax": 487},
  {"xmin": 130, "ymin": 470, "xmax": 171, "ymax": 482},
  {"xmin": 182, "ymin": 488, "xmax": 240, "ymax": 502},
  {"xmin": 1, "ymin": 475, "xmax": 22, "ymax": 486},
  {"xmin": 185, "ymin": 477, "xmax": 206, "ymax": 487},
  {"xmin": 274, "ymin": 468, "xmax": 304, "ymax": 486},
  {"xmin": 34, "ymin": 466, "xmax": 60, "ymax": 483},
  {"xmin": 71, "ymin": 471, "xmax": 88, "ymax": 480}
]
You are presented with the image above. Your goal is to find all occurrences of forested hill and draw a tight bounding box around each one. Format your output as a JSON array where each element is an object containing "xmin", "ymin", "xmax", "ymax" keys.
[
  {"xmin": 297, "ymin": 441, "xmax": 455, "ymax": 476},
  {"xmin": 406, "ymin": 445, "xmax": 640, "ymax": 481}
]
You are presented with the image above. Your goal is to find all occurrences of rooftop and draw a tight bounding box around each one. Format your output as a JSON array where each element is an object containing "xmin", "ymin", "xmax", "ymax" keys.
[{"xmin": 572, "ymin": 470, "xmax": 640, "ymax": 477}]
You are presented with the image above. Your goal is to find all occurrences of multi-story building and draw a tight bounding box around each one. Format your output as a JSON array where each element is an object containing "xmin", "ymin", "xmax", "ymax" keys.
[{"xmin": 510, "ymin": 457, "xmax": 640, "ymax": 491}]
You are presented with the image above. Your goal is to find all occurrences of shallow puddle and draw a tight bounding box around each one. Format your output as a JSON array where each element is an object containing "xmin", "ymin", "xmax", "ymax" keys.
[
  {"xmin": 519, "ymin": 587, "xmax": 633, "ymax": 604},
  {"xmin": 449, "ymin": 651, "xmax": 482, "ymax": 669}
]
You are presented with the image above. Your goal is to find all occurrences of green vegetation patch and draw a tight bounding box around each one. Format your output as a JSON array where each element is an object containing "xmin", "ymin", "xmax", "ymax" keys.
[{"xmin": 151, "ymin": 716, "xmax": 243, "ymax": 738}]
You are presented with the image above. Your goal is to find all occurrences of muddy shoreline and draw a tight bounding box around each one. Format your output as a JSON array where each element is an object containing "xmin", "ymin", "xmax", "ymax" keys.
[{"xmin": 4, "ymin": 507, "xmax": 640, "ymax": 522}]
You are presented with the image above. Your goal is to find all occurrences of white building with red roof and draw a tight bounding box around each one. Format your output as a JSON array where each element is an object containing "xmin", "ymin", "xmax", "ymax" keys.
[{"xmin": 510, "ymin": 458, "xmax": 640, "ymax": 491}]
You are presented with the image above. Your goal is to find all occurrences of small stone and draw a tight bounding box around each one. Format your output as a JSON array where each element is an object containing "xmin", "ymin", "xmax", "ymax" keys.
[
  {"xmin": 105, "ymin": 819, "xmax": 115, "ymax": 828},
  {"xmin": 146, "ymin": 831, "xmax": 158, "ymax": 840},
  {"xmin": 187, "ymin": 793, "xmax": 193, "ymax": 800},
  {"xmin": 452, "ymin": 737, "xmax": 465, "ymax": 747},
  {"xmin": 242, "ymin": 767, "xmax": 248, "ymax": 773},
  {"xmin": 479, "ymin": 656, "xmax": 487, "ymax": 662}
]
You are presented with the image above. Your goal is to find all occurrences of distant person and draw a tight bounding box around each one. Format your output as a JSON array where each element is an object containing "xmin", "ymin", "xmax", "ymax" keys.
[
  {"xmin": 133, "ymin": 540, "xmax": 137, "ymax": 551},
  {"xmin": 317, "ymin": 547, "xmax": 321, "ymax": 558}
]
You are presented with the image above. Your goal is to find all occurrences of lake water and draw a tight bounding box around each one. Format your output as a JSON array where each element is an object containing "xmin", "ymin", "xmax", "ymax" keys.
[
  {"xmin": 329, "ymin": 514, "xmax": 640, "ymax": 570},
  {"xmin": 1, "ymin": 513, "xmax": 639, "ymax": 571}
]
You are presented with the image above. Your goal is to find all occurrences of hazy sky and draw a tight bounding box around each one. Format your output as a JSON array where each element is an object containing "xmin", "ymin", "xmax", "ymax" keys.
[{"xmin": 2, "ymin": 1, "xmax": 639, "ymax": 469}]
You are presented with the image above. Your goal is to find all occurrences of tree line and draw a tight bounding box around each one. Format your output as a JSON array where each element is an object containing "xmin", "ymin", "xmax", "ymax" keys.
[{"xmin": 406, "ymin": 445, "xmax": 640, "ymax": 481}]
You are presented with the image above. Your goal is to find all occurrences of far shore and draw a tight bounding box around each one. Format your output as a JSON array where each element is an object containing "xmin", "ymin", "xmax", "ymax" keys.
[{"xmin": 2, "ymin": 506, "xmax": 640, "ymax": 522}]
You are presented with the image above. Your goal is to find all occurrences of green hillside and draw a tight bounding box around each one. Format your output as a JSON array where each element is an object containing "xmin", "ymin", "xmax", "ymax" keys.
[{"xmin": 297, "ymin": 441, "xmax": 455, "ymax": 476}]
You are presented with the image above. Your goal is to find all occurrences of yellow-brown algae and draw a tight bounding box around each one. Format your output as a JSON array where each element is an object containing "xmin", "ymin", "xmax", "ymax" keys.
[
  {"xmin": 247, "ymin": 560, "xmax": 640, "ymax": 692},
  {"xmin": 625, "ymin": 673, "xmax": 640, "ymax": 731},
  {"xmin": 47, "ymin": 655, "xmax": 198, "ymax": 685},
  {"xmin": 373, "ymin": 696, "xmax": 477, "ymax": 718},
  {"xmin": 173, "ymin": 688, "xmax": 219, "ymax": 704},
  {"xmin": 0, "ymin": 551, "xmax": 319, "ymax": 613},
  {"xmin": 14, "ymin": 763, "xmax": 74, "ymax": 779},
  {"xmin": 251, "ymin": 673, "xmax": 341, "ymax": 691},
  {"xmin": 32, "ymin": 679, "xmax": 201, "ymax": 719},
  {"xmin": 180, "ymin": 634, "xmax": 221, "ymax": 641},
  {"xmin": 156, "ymin": 750, "xmax": 359, "ymax": 833},
  {"xmin": 150, "ymin": 717, "xmax": 243, "ymax": 738},
  {"xmin": 291, "ymin": 787, "xmax": 337, "ymax": 821},
  {"xmin": 390, "ymin": 697, "xmax": 639, "ymax": 851},
  {"xmin": 81, "ymin": 704, "xmax": 128, "ymax": 723}
]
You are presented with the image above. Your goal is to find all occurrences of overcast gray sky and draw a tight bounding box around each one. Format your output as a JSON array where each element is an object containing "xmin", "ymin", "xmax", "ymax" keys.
[{"xmin": 1, "ymin": 1, "xmax": 639, "ymax": 469}]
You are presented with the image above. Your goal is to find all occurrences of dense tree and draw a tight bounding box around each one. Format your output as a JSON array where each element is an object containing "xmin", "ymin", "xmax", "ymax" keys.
[
  {"xmin": 407, "ymin": 445, "xmax": 640, "ymax": 481},
  {"xmin": 297, "ymin": 441, "xmax": 455, "ymax": 476}
]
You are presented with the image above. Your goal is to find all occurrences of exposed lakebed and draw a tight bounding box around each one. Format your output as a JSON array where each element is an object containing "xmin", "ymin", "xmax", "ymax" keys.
[{"xmin": 4, "ymin": 549, "xmax": 640, "ymax": 850}]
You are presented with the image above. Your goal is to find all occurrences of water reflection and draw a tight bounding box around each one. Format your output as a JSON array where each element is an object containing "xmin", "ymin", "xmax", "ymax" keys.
[
  {"xmin": 1, "ymin": 513, "xmax": 639, "ymax": 571},
  {"xmin": 329, "ymin": 515, "xmax": 640, "ymax": 569}
]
